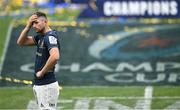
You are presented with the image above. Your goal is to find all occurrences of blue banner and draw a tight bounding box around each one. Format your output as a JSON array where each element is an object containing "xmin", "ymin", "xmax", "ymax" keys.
[{"xmin": 78, "ymin": 0, "xmax": 180, "ymax": 18}]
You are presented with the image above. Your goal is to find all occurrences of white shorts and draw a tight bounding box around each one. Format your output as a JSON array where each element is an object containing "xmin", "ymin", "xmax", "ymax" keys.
[{"xmin": 33, "ymin": 81, "xmax": 60, "ymax": 110}]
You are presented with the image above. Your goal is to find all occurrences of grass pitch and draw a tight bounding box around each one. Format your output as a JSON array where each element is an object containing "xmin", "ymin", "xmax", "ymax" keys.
[{"xmin": 0, "ymin": 86, "xmax": 180, "ymax": 109}]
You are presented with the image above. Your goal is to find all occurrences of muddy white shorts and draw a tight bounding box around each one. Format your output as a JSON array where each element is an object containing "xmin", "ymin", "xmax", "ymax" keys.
[{"xmin": 33, "ymin": 81, "xmax": 60, "ymax": 110}]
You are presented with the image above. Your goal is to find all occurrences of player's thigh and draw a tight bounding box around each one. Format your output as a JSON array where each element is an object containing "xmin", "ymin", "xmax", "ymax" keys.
[{"xmin": 47, "ymin": 82, "xmax": 60, "ymax": 102}]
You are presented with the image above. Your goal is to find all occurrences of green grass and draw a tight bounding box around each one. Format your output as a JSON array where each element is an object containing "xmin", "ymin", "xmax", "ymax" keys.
[
  {"xmin": 0, "ymin": 86, "xmax": 144, "ymax": 109},
  {"xmin": 153, "ymin": 86, "xmax": 180, "ymax": 96},
  {"xmin": 152, "ymin": 86, "xmax": 180, "ymax": 109},
  {"xmin": 61, "ymin": 86, "xmax": 144, "ymax": 98},
  {"xmin": 0, "ymin": 87, "xmax": 33, "ymax": 109},
  {"xmin": 0, "ymin": 86, "xmax": 180, "ymax": 109}
]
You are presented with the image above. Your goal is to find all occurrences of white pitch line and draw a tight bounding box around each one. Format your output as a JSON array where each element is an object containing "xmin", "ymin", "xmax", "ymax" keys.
[
  {"xmin": 143, "ymin": 86, "xmax": 153, "ymax": 110},
  {"xmin": 135, "ymin": 86, "xmax": 153, "ymax": 110},
  {"xmin": 0, "ymin": 20, "xmax": 14, "ymax": 76},
  {"xmin": 74, "ymin": 96, "xmax": 180, "ymax": 100}
]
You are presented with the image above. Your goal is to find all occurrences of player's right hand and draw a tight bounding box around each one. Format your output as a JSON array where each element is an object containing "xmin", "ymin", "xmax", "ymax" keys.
[{"xmin": 26, "ymin": 14, "xmax": 38, "ymax": 28}]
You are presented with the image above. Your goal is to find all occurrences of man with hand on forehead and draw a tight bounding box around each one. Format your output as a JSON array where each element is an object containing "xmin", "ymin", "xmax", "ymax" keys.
[{"xmin": 17, "ymin": 12, "xmax": 60, "ymax": 110}]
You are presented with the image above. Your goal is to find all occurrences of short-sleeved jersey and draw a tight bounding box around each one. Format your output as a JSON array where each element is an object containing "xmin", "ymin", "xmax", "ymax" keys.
[{"xmin": 33, "ymin": 30, "xmax": 60, "ymax": 85}]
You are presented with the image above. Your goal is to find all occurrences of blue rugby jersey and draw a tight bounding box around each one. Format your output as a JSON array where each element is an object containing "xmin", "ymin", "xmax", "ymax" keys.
[{"xmin": 33, "ymin": 30, "xmax": 60, "ymax": 85}]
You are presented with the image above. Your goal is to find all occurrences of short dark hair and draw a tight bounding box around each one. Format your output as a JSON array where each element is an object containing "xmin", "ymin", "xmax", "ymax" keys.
[{"xmin": 33, "ymin": 12, "xmax": 47, "ymax": 19}]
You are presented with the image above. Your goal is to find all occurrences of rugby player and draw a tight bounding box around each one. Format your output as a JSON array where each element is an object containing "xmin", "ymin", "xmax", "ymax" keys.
[{"xmin": 17, "ymin": 12, "xmax": 60, "ymax": 110}]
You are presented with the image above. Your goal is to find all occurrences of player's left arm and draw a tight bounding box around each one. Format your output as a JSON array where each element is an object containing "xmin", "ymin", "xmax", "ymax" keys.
[{"xmin": 36, "ymin": 47, "xmax": 60, "ymax": 78}]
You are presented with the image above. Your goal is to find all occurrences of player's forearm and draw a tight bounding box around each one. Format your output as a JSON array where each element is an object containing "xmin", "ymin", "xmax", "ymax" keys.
[
  {"xmin": 17, "ymin": 26, "xmax": 31, "ymax": 46},
  {"xmin": 41, "ymin": 54, "xmax": 59, "ymax": 75}
]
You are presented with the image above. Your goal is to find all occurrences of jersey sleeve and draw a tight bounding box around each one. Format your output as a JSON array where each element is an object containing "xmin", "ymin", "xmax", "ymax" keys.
[{"xmin": 44, "ymin": 35, "xmax": 59, "ymax": 51}]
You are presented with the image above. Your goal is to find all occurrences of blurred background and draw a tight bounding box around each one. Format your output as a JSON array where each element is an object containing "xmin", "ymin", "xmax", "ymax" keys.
[{"xmin": 0, "ymin": 0, "xmax": 180, "ymax": 109}]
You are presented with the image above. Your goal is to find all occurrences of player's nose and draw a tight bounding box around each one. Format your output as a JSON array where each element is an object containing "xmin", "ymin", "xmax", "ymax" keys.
[{"xmin": 32, "ymin": 23, "xmax": 36, "ymax": 28}]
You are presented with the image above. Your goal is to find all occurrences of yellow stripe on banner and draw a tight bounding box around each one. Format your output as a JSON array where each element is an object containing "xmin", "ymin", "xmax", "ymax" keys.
[
  {"xmin": 22, "ymin": 80, "xmax": 33, "ymax": 85},
  {"xmin": 13, "ymin": 79, "xmax": 21, "ymax": 83},
  {"xmin": 0, "ymin": 76, "xmax": 32, "ymax": 85},
  {"xmin": 0, "ymin": 76, "xmax": 63, "ymax": 90},
  {"xmin": 5, "ymin": 77, "xmax": 12, "ymax": 82},
  {"xmin": 59, "ymin": 86, "xmax": 63, "ymax": 90}
]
